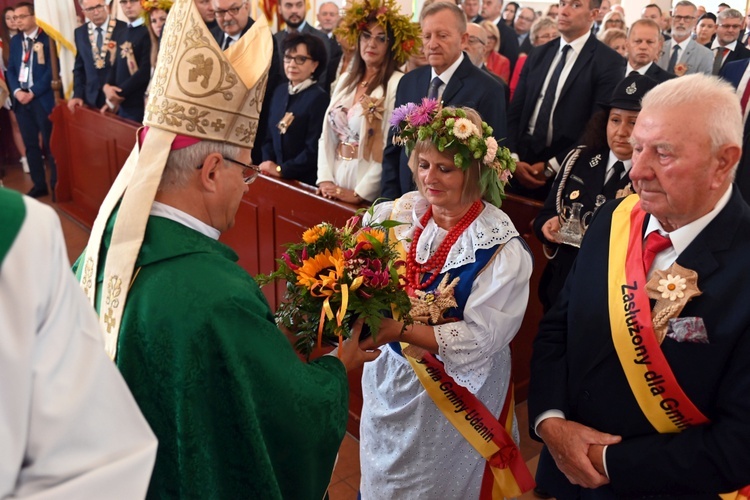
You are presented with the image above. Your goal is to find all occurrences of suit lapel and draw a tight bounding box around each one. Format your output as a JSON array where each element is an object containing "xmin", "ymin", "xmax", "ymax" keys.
[
  {"xmin": 440, "ymin": 55, "xmax": 470, "ymax": 104},
  {"xmin": 586, "ymin": 187, "xmax": 745, "ymax": 373},
  {"xmin": 560, "ymin": 36, "xmax": 595, "ymax": 98}
]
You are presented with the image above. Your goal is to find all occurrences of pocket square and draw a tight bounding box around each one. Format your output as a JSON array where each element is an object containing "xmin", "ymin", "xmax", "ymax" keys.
[{"xmin": 666, "ymin": 317, "xmax": 709, "ymax": 344}]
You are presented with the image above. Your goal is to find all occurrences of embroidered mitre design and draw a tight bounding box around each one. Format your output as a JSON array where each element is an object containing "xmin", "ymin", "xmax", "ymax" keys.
[{"xmin": 145, "ymin": 0, "xmax": 271, "ymax": 147}]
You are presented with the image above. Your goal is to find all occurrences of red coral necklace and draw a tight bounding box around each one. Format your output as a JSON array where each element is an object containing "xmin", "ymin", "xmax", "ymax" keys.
[{"xmin": 405, "ymin": 200, "xmax": 483, "ymax": 293}]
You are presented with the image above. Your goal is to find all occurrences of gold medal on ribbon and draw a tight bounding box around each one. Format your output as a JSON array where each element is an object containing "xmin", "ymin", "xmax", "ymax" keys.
[
  {"xmin": 277, "ymin": 112, "xmax": 294, "ymax": 134},
  {"xmin": 33, "ymin": 42, "xmax": 45, "ymax": 65}
]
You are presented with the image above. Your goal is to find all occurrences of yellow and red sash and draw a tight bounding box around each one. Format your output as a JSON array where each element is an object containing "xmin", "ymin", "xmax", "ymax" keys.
[
  {"xmin": 609, "ymin": 196, "xmax": 749, "ymax": 498},
  {"xmin": 403, "ymin": 349, "xmax": 535, "ymax": 498},
  {"xmin": 387, "ymin": 207, "xmax": 534, "ymax": 498}
]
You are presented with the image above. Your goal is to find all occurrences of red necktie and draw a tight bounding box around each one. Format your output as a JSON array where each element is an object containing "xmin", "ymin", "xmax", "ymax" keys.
[
  {"xmin": 741, "ymin": 80, "xmax": 750, "ymax": 116},
  {"xmin": 643, "ymin": 231, "xmax": 672, "ymax": 274}
]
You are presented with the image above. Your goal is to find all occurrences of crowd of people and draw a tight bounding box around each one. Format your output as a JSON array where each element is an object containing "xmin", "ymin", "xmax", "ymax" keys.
[{"xmin": 2, "ymin": 0, "xmax": 750, "ymax": 497}]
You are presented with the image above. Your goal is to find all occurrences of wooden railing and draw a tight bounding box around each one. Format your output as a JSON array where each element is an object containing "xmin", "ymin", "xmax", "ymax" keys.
[{"xmin": 50, "ymin": 103, "xmax": 545, "ymax": 437}]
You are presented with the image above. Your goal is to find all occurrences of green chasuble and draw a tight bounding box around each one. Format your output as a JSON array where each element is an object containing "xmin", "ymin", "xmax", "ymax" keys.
[{"xmin": 75, "ymin": 215, "xmax": 348, "ymax": 499}]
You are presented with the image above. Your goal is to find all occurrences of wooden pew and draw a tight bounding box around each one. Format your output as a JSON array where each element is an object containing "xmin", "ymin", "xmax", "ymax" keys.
[{"xmin": 49, "ymin": 104, "xmax": 546, "ymax": 437}]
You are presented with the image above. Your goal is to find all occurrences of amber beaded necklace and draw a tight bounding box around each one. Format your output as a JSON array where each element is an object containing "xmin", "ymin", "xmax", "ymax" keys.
[{"xmin": 405, "ymin": 200, "xmax": 483, "ymax": 293}]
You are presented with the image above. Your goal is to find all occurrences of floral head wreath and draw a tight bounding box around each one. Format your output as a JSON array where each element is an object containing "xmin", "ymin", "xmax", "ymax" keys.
[
  {"xmin": 141, "ymin": 0, "xmax": 173, "ymax": 18},
  {"xmin": 335, "ymin": 0, "xmax": 422, "ymax": 66},
  {"xmin": 389, "ymin": 99, "xmax": 516, "ymax": 208}
]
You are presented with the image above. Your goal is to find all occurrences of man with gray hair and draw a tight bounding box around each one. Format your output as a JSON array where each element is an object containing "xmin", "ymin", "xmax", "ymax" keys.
[
  {"xmin": 76, "ymin": 1, "xmax": 376, "ymax": 497},
  {"xmin": 657, "ymin": 0, "xmax": 712, "ymax": 75},
  {"xmin": 710, "ymin": 8, "xmax": 750, "ymax": 75},
  {"xmin": 529, "ymin": 73, "xmax": 750, "ymax": 496}
]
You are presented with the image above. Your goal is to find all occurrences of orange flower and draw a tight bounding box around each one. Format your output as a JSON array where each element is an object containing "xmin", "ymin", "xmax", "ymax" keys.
[
  {"xmin": 302, "ymin": 224, "xmax": 329, "ymax": 244},
  {"xmin": 355, "ymin": 228, "xmax": 385, "ymax": 250}
]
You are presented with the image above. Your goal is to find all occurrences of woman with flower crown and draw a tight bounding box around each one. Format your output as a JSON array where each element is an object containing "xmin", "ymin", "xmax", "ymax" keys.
[
  {"xmin": 316, "ymin": 0, "xmax": 421, "ymax": 204},
  {"xmin": 357, "ymin": 102, "xmax": 534, "ymax": 498}
]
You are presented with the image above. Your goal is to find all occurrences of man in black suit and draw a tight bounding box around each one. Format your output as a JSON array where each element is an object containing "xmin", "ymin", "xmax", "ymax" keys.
[
  {"xmin": 6, "ymin": 2, "xmax": 58, "ymax": 198},
  {"xmin": 710, "ymin": 8, "xmax": 750, "ymax": 75},
  {"xmin": 529, "ymin": 73, "xmax": 750, "ymax": 497},
  {"xmin": 103, "ymin": 0, "xmax": 151, "ymax": 122},
  {"xmin": 274, "ymin": 0, "xmax": 331, "ymax": 92},
  {"xmin": 481, "ymin": 0, "xmax": 519, "ymax": 71},
  {"xmin": 69, "ymin": 0, "xmax": 126, "ymax": 113},
  {"xmin": 625, "ymin": 19, "xmax": 676, "ymax": 83},
  {"xmin": 514, "ymin": 7, "xmax": 536, "ymax": 55},
  {"xmin": 642, "ymin": 3, "xmax": 671, "ymax": 41},
  {"xmin": 506, "ymin": 0, "xmax": 625, "ymax": 200},
  {"xmin": 211, "ymin": 0, "xmax": 279, "ymax": 164},
  {"xmin": 380, "ymin": 2, "xmax": 508, "ymax": 200},
  {"xmin": 461, "ymin": 0, "xmax": 483, "ymax": 24}
]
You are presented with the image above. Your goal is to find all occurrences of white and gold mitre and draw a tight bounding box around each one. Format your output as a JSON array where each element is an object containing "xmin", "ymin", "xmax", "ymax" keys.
[
  {"xmin": 145, "ymin": 0, "xmax": 271, "ymax": 146},
  {"xmin": 78, "ymin": 0, "xmax": 273, "ymax": 359}
]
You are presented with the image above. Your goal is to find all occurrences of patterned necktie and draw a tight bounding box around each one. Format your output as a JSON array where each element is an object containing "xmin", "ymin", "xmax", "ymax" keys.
[
  {"xmin": 602, "ymin": 160, "xmax": 625, "ymax": 199},
  {"xmin": 712, "ymin": 47, "xmax": 729, "ymax": 75},
  {"xmin": 643, "ymin": 231, "xmax": 672, "ymax": 275},
  {"xmin": 427, "ymin": 76, "xmax": 442, "ymax": 100},
  {"xmin": 532, "ymin": 44, "xmax": 571, "ymax": 150},
  {"xmin": 20, "ymin": 38, "xmax": 32, "ymax": 90},
  {"xmin": 667, "ymin": 44, "xmax": 680, "ymax": 74}
]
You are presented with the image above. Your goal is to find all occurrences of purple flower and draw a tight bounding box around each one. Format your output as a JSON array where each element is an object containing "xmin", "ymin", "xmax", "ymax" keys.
[{"xmin": 389, "ymin": 102, "xmax": 417, "ymax": 127}]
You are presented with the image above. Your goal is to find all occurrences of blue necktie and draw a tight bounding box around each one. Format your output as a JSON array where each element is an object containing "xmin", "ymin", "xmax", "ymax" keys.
[
  {"xmin": 427, "ymin": 77, "xmax": 442, "ymax": 100},
  {"xmin": 667, "ymin": 44, "xmax": 680, "ymax": 74},
  {"xmin": 532, "ymin": 44, "xmax": 570, "ymax": 150}
]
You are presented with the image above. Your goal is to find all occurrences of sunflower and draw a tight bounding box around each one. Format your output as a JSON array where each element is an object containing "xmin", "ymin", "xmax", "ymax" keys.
[
  {"xmin": 302, "ymin": 224, "xmax": 330, "ymax": 244},
  {"xmin": 355, "ymin": 228, "xmax": 385, "ymax": 250},
  {"xmin": 295, "ymin": 248, "xmax": 346, "ymax": 294}
]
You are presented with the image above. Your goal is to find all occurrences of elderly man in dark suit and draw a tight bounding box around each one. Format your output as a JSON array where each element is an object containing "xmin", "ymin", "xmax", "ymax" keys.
[
  {"xmin": 6, "ymin": 2, "xmax": 58, "ymax": 198},
  {"xmin": 68, "ymin": 0, "xmax": 126, "ymax": 113},
  {"xmin": 380, "ymin": 1, "xmax": 508, "ymax": 200},
  {"xmin": 625, "ymin": 19, "xmax": 676, "ymax": 83},
  {"xmin": 506, "ymin": 0, "xmax": 624, "ymax": 200},
  {"xmin": 529, "ymin": 73, "xmax": 750, "ymax": 498}
]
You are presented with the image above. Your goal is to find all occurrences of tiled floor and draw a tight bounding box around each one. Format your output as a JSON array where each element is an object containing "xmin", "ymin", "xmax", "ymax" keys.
[{"xmin": 2, "ymin": 161, "xmax": 547, "ymax": 499}]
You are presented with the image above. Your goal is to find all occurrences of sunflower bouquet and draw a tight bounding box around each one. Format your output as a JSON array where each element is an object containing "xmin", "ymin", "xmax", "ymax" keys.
[{"xmin": 256, "ymin": 208, "xmax": 412, "ymax": 356}]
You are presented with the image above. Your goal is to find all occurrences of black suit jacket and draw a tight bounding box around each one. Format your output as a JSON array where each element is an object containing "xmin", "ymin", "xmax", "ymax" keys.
[
  {"xmin": 274, "ymin": 24, "xmax": 331, "ymax": 92},
  {"xmin": 212, "ymin": 20, "xmax": 281, "ymax": 164},
  {"xmin": 380, "ymin": 54, "xmax": 509, "ymax": 199},
  {"xmin": 530, "ymin": 187, "xmax": 750, "ymax": 497},
  {"xmin": 518, "ymin": 33, "xmax": 533, "ymax": 55},
  {"xmin": 720, "ymin": 58, "xmax": 750, "ymax": 205},
  {"xmin": 723, "ymin": 43, "xmax": 750, "ymax": 70},
  {"xmin": 261, "ymin": 82, "xmax": 329, "ymax": 186},
  {"xmin": 533, "ymin": 146, "xmax": 632, "ymax": 311},
  {"xmin": 73, "ymin": 20, "xmax": 127, "ymax": 108},
  {"xmin": 642, "ymin": 61, "xmax": 677, "ymax": 83},
  {"xmin": 496, "ymin": 20, "xmax": 519, "ymax": 72},
  {"xmin": 507, "ymin": 35, "xmax": 625, "ymax": 198},
  {"xmin": 107, "ymin": 25, "xmax": 151, "ymax": 122}
]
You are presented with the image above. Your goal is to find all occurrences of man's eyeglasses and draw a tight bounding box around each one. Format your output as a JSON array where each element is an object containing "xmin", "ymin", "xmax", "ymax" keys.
[
  {"xmin": 119, "ymin": 0, "xmax": 139, "ymax": 4},
  {"xmin": 214, "ymin": 4, "xmax": 244, "ymax": 18},
  {"xmin": 672, "ymin": 15, "xmax": 695, "ymax": 22},
  {"xmin": 360, "ymin": 30, "xmax": 388, "ymax": 45},
  {"xmin": 517, "ymin": 15, "xmax": 535, "ymax": 22},
  {"xmin": 468, "ymin": 36, "xmax": 486, "ymax": 46},
  {"xmin": 12, "ymin": 14, "xmax": 31, "ymax": 20},
  {"xmin": 82, "ymin": 4, "xmax": 106, "ymax": 13},
  {"xmin": 196, "ymin": 156, "xmax": 260, "ymax": 184},
  {"xmin": 283, "ymin": 54, "xmax": 313, "ymax": 65}
]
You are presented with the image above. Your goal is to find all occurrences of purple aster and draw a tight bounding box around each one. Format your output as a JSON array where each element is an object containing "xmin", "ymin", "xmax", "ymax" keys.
[{"xmin": 390, "ymin": 102, "xmax": 416, "ymax": 127}]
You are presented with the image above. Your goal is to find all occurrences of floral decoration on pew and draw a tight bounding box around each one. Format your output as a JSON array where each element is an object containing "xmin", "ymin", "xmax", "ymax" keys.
[{"xmin": 256, "ymin": 207, "xmax": 412, "ymax": 356}]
